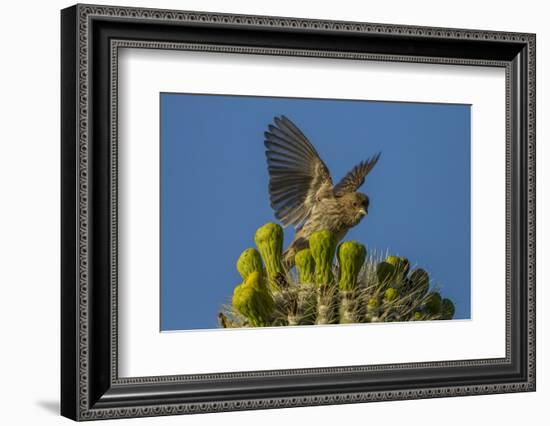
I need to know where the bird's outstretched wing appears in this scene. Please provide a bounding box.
[333,153,381,196]
[264,116,333,228]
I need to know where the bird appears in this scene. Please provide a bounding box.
[263,115,381,268]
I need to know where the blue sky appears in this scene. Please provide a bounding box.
[160,93,471,330]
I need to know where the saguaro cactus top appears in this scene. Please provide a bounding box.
[222,224,457,328]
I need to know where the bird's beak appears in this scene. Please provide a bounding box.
[359,207,367,216]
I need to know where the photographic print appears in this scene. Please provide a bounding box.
[160,93,471,331]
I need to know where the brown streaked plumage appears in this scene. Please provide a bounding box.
[264,115,381,267]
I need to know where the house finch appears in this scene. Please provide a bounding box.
[264,115,381,267]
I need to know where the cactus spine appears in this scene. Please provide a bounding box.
[315,286,338,325]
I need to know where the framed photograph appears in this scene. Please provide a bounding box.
[61,4,536,421]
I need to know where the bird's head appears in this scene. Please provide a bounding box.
[341,192,370,225]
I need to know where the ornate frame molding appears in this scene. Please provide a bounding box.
[61,4,535,421]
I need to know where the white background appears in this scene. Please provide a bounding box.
[119,50,506,376]
[0,0,547,425]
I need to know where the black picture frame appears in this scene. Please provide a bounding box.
[61,3,536,421]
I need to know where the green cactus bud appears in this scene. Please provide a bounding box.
[295,249,315,284]
[384,287,399,303]
[413,311,424,321]
[236,248,263,280]
[309,230,336,286]
[441,298,455,320]
[376,261,396,289]
[386,256,410,277]
[409,268,430,296]
[367,297,380,310]
[337,241,367,291]
[364,296,380,322]
[232,271,274,327]
[424,292,442,315]
[385,255,400,266]
[254,222,285,290]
